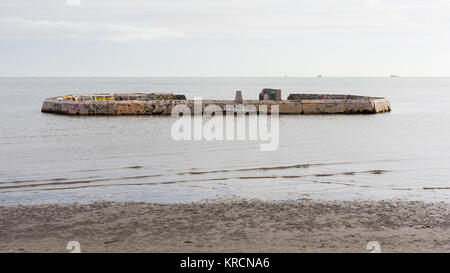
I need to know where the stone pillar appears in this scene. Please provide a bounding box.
[235,91,243,104]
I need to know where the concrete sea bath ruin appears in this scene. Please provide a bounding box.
[41,88,391,115]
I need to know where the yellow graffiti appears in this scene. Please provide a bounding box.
[63,95,77,101]
[61,95,115,101]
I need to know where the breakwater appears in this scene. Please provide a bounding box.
[41,89,391,115]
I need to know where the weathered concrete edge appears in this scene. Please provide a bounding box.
[41,98,391,115]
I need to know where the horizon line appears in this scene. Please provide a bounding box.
[2,76,450,78]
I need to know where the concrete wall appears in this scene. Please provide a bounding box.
[41,94,391,115]
[287,94,369,100]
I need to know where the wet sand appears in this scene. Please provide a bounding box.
[1,199,450,253]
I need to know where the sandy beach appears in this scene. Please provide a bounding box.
[1,199,449,253]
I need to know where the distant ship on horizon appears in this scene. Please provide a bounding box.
[390,74,399,78]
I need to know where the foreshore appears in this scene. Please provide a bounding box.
[1,199,449,253]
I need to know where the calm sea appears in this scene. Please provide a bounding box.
[1,77,450,205]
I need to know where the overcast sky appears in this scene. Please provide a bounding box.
[1,0,450,77]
